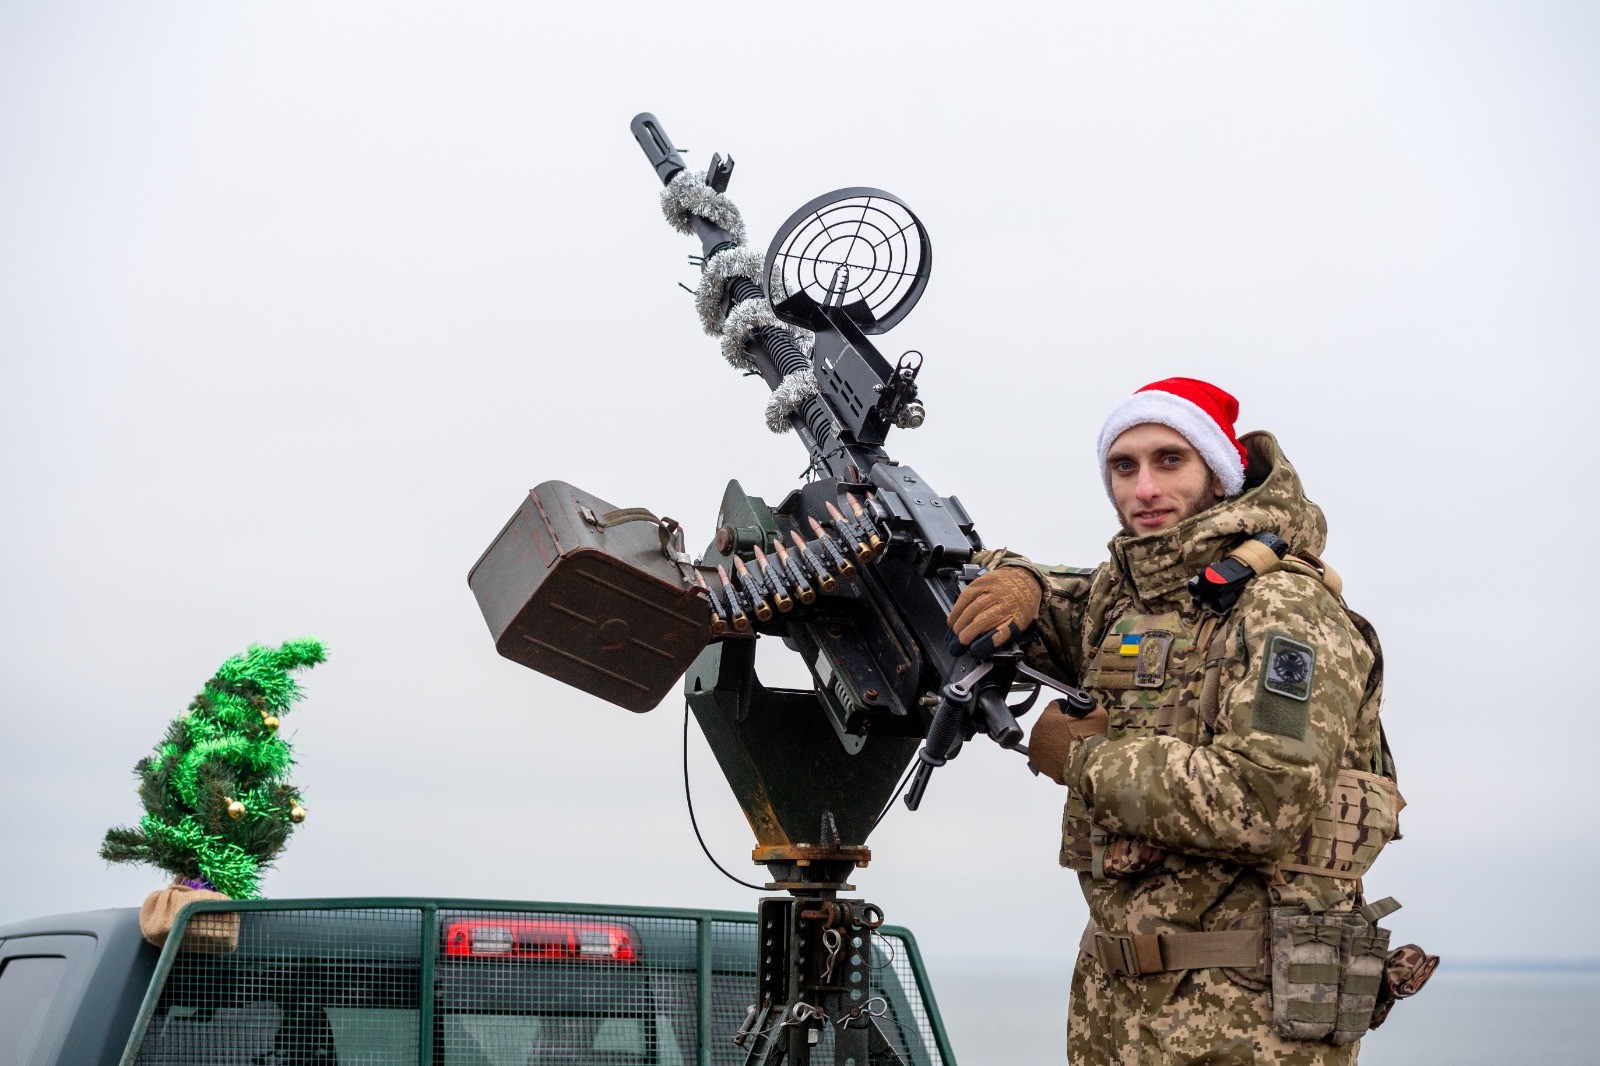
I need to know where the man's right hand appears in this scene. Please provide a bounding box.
[946,567,1045,659]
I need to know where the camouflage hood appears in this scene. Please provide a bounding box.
[1107,431,1327,611]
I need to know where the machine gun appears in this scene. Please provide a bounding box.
[470,114,1093,1064]
[634,113,1094,807]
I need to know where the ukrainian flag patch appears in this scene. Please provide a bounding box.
[1119,634,1145,657]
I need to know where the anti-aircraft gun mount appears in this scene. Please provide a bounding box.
[469,114,1094,1064]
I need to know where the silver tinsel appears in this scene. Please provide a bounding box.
[660,169,747,246]
[767,266,790,304]
[694,246,766,336]
[765,369,819,433]
[720,297,816,365]
[662,169,819,434]
[720,298,783,370]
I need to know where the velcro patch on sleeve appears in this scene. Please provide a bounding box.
[1265,635,1314,700]
[1252,632,1315,739]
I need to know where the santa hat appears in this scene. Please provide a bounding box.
[1097,377,1248,498]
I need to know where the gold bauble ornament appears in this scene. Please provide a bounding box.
[289,803,307,823]
[261,713,280,730]
[226,799,246,819]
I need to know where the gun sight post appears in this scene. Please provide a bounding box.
[707,151,734,193]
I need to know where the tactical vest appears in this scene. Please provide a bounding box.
[1060,548,1403,885]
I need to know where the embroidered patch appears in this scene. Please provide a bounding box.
[1119,634,1144,657]
[1134,632,1173,689]
[1264,635,1315,701]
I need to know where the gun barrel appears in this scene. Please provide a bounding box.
[632,112,740,258]
[631,113,687,185]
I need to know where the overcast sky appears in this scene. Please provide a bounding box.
[3,0,1598,1047]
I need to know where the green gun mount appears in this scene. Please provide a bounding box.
[688,480,924,895]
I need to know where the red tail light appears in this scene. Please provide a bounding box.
[443,919,637,962]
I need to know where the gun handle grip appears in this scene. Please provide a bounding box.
[976,690,1023,748]
[632,113,686,185]
[902,760,934,811]
[903,695,965,811]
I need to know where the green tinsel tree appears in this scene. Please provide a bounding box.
[101,638,326,899]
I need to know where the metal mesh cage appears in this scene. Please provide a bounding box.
[129,901,952,1065]
[865,932,944,1066]
[134,906,422,1064]
[437,907,694,1065]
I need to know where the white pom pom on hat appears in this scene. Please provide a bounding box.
[1097,377,1249,498]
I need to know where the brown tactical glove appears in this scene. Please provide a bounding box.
[1026,699,1108,784]
[946,566,1045,659]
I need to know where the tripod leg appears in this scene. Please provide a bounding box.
[739,1003,788,1066]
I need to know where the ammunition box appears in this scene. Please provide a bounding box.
[469,481,711,712]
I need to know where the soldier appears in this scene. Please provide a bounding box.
[948,378,1404,1063]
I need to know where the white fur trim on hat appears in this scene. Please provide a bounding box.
[1097,391,1246,498]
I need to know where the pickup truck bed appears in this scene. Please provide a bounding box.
[0,897,954,1065]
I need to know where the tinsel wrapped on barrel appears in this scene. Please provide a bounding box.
[101,638,325,946]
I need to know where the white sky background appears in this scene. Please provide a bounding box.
[2,0,1597,1022]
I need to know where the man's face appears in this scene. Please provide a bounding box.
[1105,423,1225,535]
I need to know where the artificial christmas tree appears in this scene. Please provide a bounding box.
[101,638,325,947]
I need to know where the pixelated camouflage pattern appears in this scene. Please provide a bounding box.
[1277,770,1403,879]
[978,432,1392,1062]
[1269,909,1344,1041]
[1092,828,1171,880]
[1332,920,1392,1045]
[1071,947,1358,1064]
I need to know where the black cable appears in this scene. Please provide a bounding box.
[683,698,766,891]
[870,758,920,834]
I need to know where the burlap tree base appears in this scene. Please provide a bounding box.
[139,882,239,952]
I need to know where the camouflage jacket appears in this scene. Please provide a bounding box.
[978,431,1390,956]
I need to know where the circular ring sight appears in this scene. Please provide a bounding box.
[764,188,932,336]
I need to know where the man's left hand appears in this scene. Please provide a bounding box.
[1027,699,1108,784]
